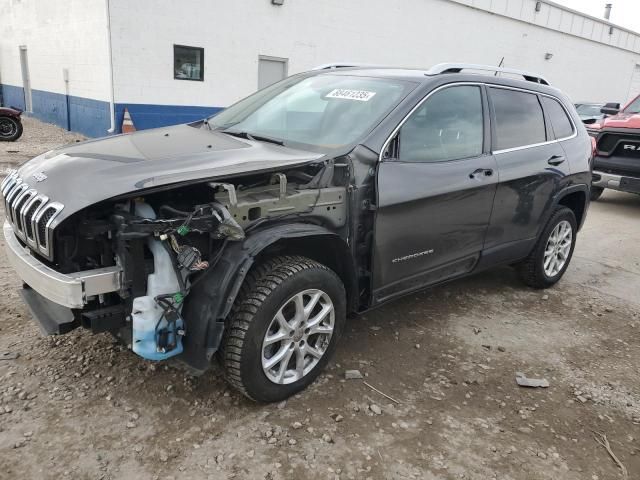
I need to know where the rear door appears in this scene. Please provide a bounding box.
[483,87,571,256]
[372,84,498,303]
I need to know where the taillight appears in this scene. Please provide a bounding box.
[589,137,597,170]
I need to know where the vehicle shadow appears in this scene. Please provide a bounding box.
[596,190,640,208]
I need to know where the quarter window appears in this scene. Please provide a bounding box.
[491,88,546,150]
[174,45,204,81]
[398,86,484,163]
[542,97,574,139]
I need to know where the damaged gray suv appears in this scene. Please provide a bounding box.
[2,64,592,402]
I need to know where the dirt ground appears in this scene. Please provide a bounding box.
[0,118,639,480]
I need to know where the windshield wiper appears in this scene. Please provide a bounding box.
[222,130,285,146]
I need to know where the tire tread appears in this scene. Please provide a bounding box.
[220,256,334,400]
[517,206,576,289]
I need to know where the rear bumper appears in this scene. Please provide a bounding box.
[592,170,640,193]
[3,221,122,309]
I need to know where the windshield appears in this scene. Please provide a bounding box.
[207,74,415,151]
[576,104,603,116]
[625,97,640,113]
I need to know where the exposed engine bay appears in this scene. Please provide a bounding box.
[50,161,350,361]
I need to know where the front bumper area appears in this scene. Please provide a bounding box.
[3,221,122,309]
[19,286,77,335]
[592,171,640,194]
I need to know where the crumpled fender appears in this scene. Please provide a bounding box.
[179,222,346,372]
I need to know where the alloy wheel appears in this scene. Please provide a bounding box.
[543,220,573,277]
[261,289,335,385]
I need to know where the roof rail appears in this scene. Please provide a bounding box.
[425,63,550,86]
[312,62,390,70]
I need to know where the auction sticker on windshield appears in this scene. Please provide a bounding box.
[326,89,377,102]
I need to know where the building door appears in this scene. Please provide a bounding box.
[258,56,288,90]
[627,64,640,102]
[19,45,32,112]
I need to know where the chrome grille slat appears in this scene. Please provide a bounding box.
[14,189,37,238]
[1,174,64,260]
[34,202,64,257]
[23,195,45,243]
[1,170,18,193]
[7,182,27,224]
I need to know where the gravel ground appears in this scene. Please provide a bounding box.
[0,116,85,174]
[0,118,639,480]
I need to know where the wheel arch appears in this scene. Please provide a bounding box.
[555,186,588,230]
[535,184,588,241]
[180,222,356,372]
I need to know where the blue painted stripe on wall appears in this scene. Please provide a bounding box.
[114,103,223,133]
[1,83,110,138]
[1,84,26,111]
[1,83,223,137]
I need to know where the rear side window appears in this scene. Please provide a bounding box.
[399,85,484,163]
[542,97,574,139]
[490,88,546,150]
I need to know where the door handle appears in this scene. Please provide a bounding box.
[469,168,494,179]
[547,155,565,166]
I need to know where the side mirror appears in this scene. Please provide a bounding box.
[600,103,621,115]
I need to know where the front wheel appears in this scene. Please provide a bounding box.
[0,116,23,142]
[590,186,604,201]
[220,256,346,402]
[516,207,577,289]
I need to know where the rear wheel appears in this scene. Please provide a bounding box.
[590,186,604,201]
[0,116,23,141]
[516,207,577,289]
[220,256,346,402]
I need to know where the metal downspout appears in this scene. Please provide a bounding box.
[106,0,116,134]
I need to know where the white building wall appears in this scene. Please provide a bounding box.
[0,0,112,136]
[110,0,640,112]
[0,0,110,100]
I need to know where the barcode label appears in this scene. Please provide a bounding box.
[326,89,377,102]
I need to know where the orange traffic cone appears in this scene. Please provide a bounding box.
[121,108,136,133]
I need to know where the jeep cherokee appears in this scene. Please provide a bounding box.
[2,63,592,402]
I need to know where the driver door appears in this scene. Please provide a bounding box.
[372,84,498,304]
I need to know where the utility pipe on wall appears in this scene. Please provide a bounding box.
[63,68,70,131]
[105,0,116,134]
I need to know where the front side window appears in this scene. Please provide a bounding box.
[625,96,640,113]
[174,45,204,81]
[491,88,546,150]
[398,86,484,163]
[542,97,574,140]
[207,74,415,152]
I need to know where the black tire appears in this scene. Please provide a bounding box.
[220,256,346,402]
[0,116,23,142]
[516,207,577,289]
[590,186,604,201]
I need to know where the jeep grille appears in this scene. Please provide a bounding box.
[1,170,63,260]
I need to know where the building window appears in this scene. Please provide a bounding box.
[174,45,204,81]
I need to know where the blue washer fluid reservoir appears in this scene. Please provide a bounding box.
[131,203,184,361]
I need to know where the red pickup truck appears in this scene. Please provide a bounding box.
[587,97,640,200]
